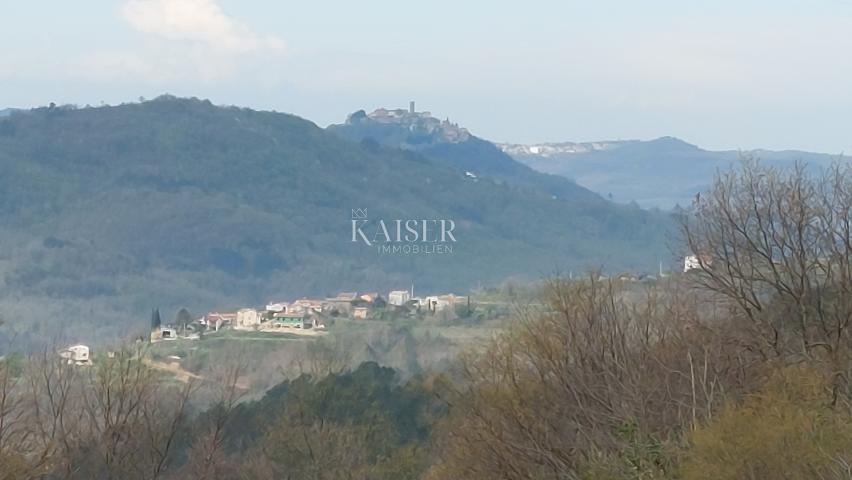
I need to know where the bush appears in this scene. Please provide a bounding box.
[682,366,852,480]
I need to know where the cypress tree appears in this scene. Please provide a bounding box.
[151,308,161,330]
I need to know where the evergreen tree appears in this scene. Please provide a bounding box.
[175,307,192,333]
[150,308,161,330]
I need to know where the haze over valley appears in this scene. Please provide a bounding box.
[500,137,842,209]
[2,2,851,478]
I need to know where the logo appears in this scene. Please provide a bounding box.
[350,208,456,255]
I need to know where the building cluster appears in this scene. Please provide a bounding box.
[369,107,471,143]
[348,101,472,144]
[148,289,467,343]
[385,290,466,312]
[57,288,469,364]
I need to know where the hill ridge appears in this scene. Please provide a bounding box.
[0,96,672,347]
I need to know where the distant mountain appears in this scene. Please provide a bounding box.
[0,97,673,348]
[498,137,842,209]
[0,108,16,117]
[328,107,602,203]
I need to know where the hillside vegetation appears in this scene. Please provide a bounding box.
[329,108,604,203]
[0,96,671,348]
[4,162,852,478]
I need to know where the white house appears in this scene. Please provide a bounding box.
[684,255,704,272]
[388,290,411,306]
[424,295,452,312]
[265,302,287,313]
[151,326,178,342]
[59,344,91,365]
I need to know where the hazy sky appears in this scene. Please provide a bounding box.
[1,0,851,152]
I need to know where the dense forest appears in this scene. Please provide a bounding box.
[3,161,852,478]
[0,96,671,348]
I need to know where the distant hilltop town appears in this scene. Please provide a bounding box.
[344,101,472,145]
[149,288,469,343]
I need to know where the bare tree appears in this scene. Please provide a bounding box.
[0,343,197,480]
[0,352,40,480]
[681,160,852,401]
[184,359,246,480]
[429,273,729,479]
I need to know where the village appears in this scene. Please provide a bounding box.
[54,288,470,367]
[56,255,704,366]
[150,287,470,342]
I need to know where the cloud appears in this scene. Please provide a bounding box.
[122,0,285,53]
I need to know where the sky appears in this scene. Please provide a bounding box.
[1,0,851,153]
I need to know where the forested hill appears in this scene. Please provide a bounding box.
[328,108,602,203]
[500,136,842,208]
[0,96,672,346]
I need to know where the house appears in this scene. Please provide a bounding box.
[388,290,411,306]
[303,316,324,329]
[353,307,369,319]
[204,312,237,331]
[424,295,451,312]
[235,308,261,328]
[265,302,288,313]
[59,344,91,365]
[265,310,326,330]
[324,292,358,314]
[684,254,711,273]
[420,294,465,312]
[271,311,306,328]
[684,255,699,272]
[359,292,380,303]
[150,326,178,342]
[291,299,323,314]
